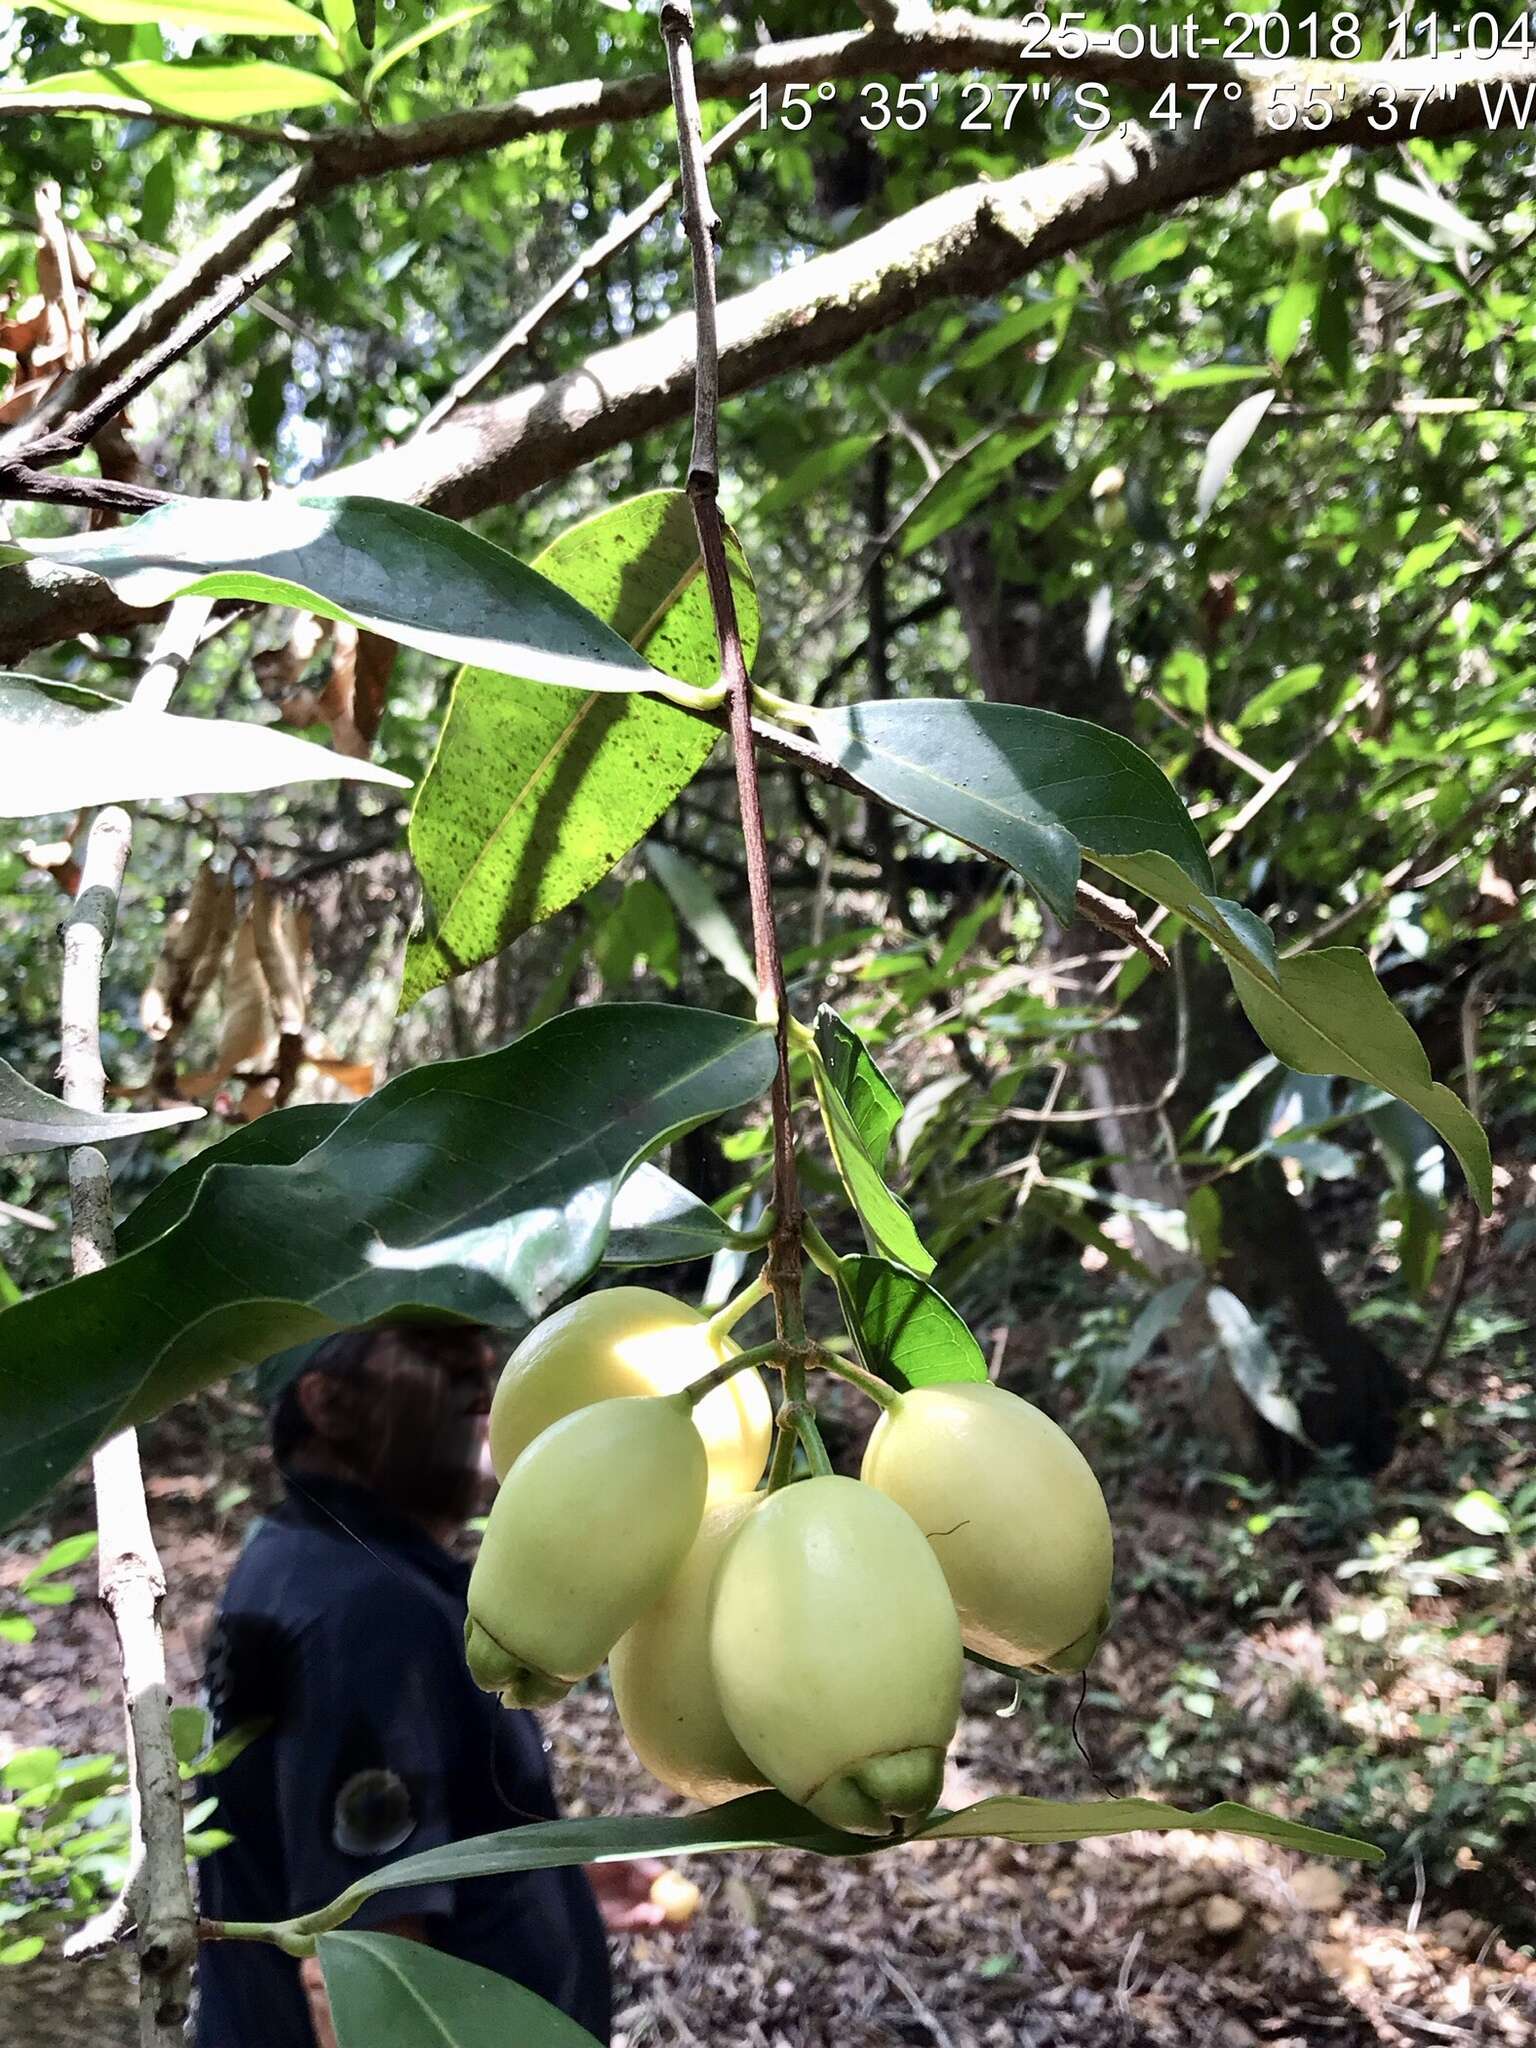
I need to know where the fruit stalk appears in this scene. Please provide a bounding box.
[661,0,808,1404]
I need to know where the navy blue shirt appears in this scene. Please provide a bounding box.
[195,1473,611,2047]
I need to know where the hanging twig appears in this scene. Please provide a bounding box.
[55,606,205,2042]
[661,0,806,1370]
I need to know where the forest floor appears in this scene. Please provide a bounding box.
[3,1228,1535,2047]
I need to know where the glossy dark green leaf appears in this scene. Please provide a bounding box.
[0,673,409,818]
[115,1104,347,1256]
[0,1056,202,1157]
[1228,950,1491,1213]
[808,1038,933,1278]
[813,1008,902,1173]
[807,699,1211,925]
[834,1254,987,1389]
[13,496,679,702]
[285,1789,1378,1938]
[320,1932,601,2048]
[401,492,748,1008]
[0,1006,774,1524]
[602,1164,736,1266]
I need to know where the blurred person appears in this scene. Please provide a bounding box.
[195,1322,665,2048]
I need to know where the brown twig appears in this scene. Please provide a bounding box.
[54,607,206,2036]
[662,0,806,1370]
[22,245,291,472]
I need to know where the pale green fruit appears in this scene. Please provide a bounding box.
[1267,185,1315,247]
[466,1395,707,1708]
[490,1286,772,1502]
[708,1476,962,1837]
[610,1495,769,1806]
[861,1381,1112,1670]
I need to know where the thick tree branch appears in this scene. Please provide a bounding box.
[55,610,206,2040]
[415,98,759,436]
[4,55,1532,657]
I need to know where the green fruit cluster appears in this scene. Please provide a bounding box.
[467,1289,1113,1838]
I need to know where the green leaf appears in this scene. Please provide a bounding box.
[754,434,878,519]
[1235,663,1325,732]
[16,59,354,116]
[116,1104,346,1257]
[834,1254,987,1389]
[1450,1490,1510,1538]
[1093,850,1278,986]
[1267,273,1318,368]
[0,674,409,819]
[0,1938,44,1967]
[22,0,330,32]
[602,1164,735,1266]
[1374,170,1494,253]
[0,1006,774,1525]
[1108,221,1190,282]
[1195,388,1276,525]
[1229,950,1491,1212]
[591,878,678,990]
[169,1705,212,1767]
[953,297,1070,371]
[1367,1100,1446,1301]
[320,1932,601,2048]
[808,1039,933,1278]
[21,1532,98,1585]
[363,0,490,93]
[646,842,756,994]
[813,1008,902,1173]
[286,1786,1378,1937]
[400,491,745,1008]
[1204,1286,1309,1443]
[1,1055,203,1157]
[12,495,685,705]
[917,1794,1381,1862]
[806,699,1212,926]
[2,1748,61,1792]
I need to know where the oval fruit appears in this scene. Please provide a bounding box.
[490,1286,772,1501]
[611,1495,768,1806]
[466,1395,706,1707]
[708,1476,962,1837]
[861,1380,1112,1670]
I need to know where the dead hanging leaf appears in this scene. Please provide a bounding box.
[306,1055,374,1097]
[212,910,280,1083]
[17,825,82,897]
[253,616,396,758]
[0,182,140,519]
[1476,858,1520,921]
[141,861,238,1047]
[251,880,309,1037]
[179,883,315,1115]
[320,622,397,758]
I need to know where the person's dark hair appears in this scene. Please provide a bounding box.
[269,1328,381,1466]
